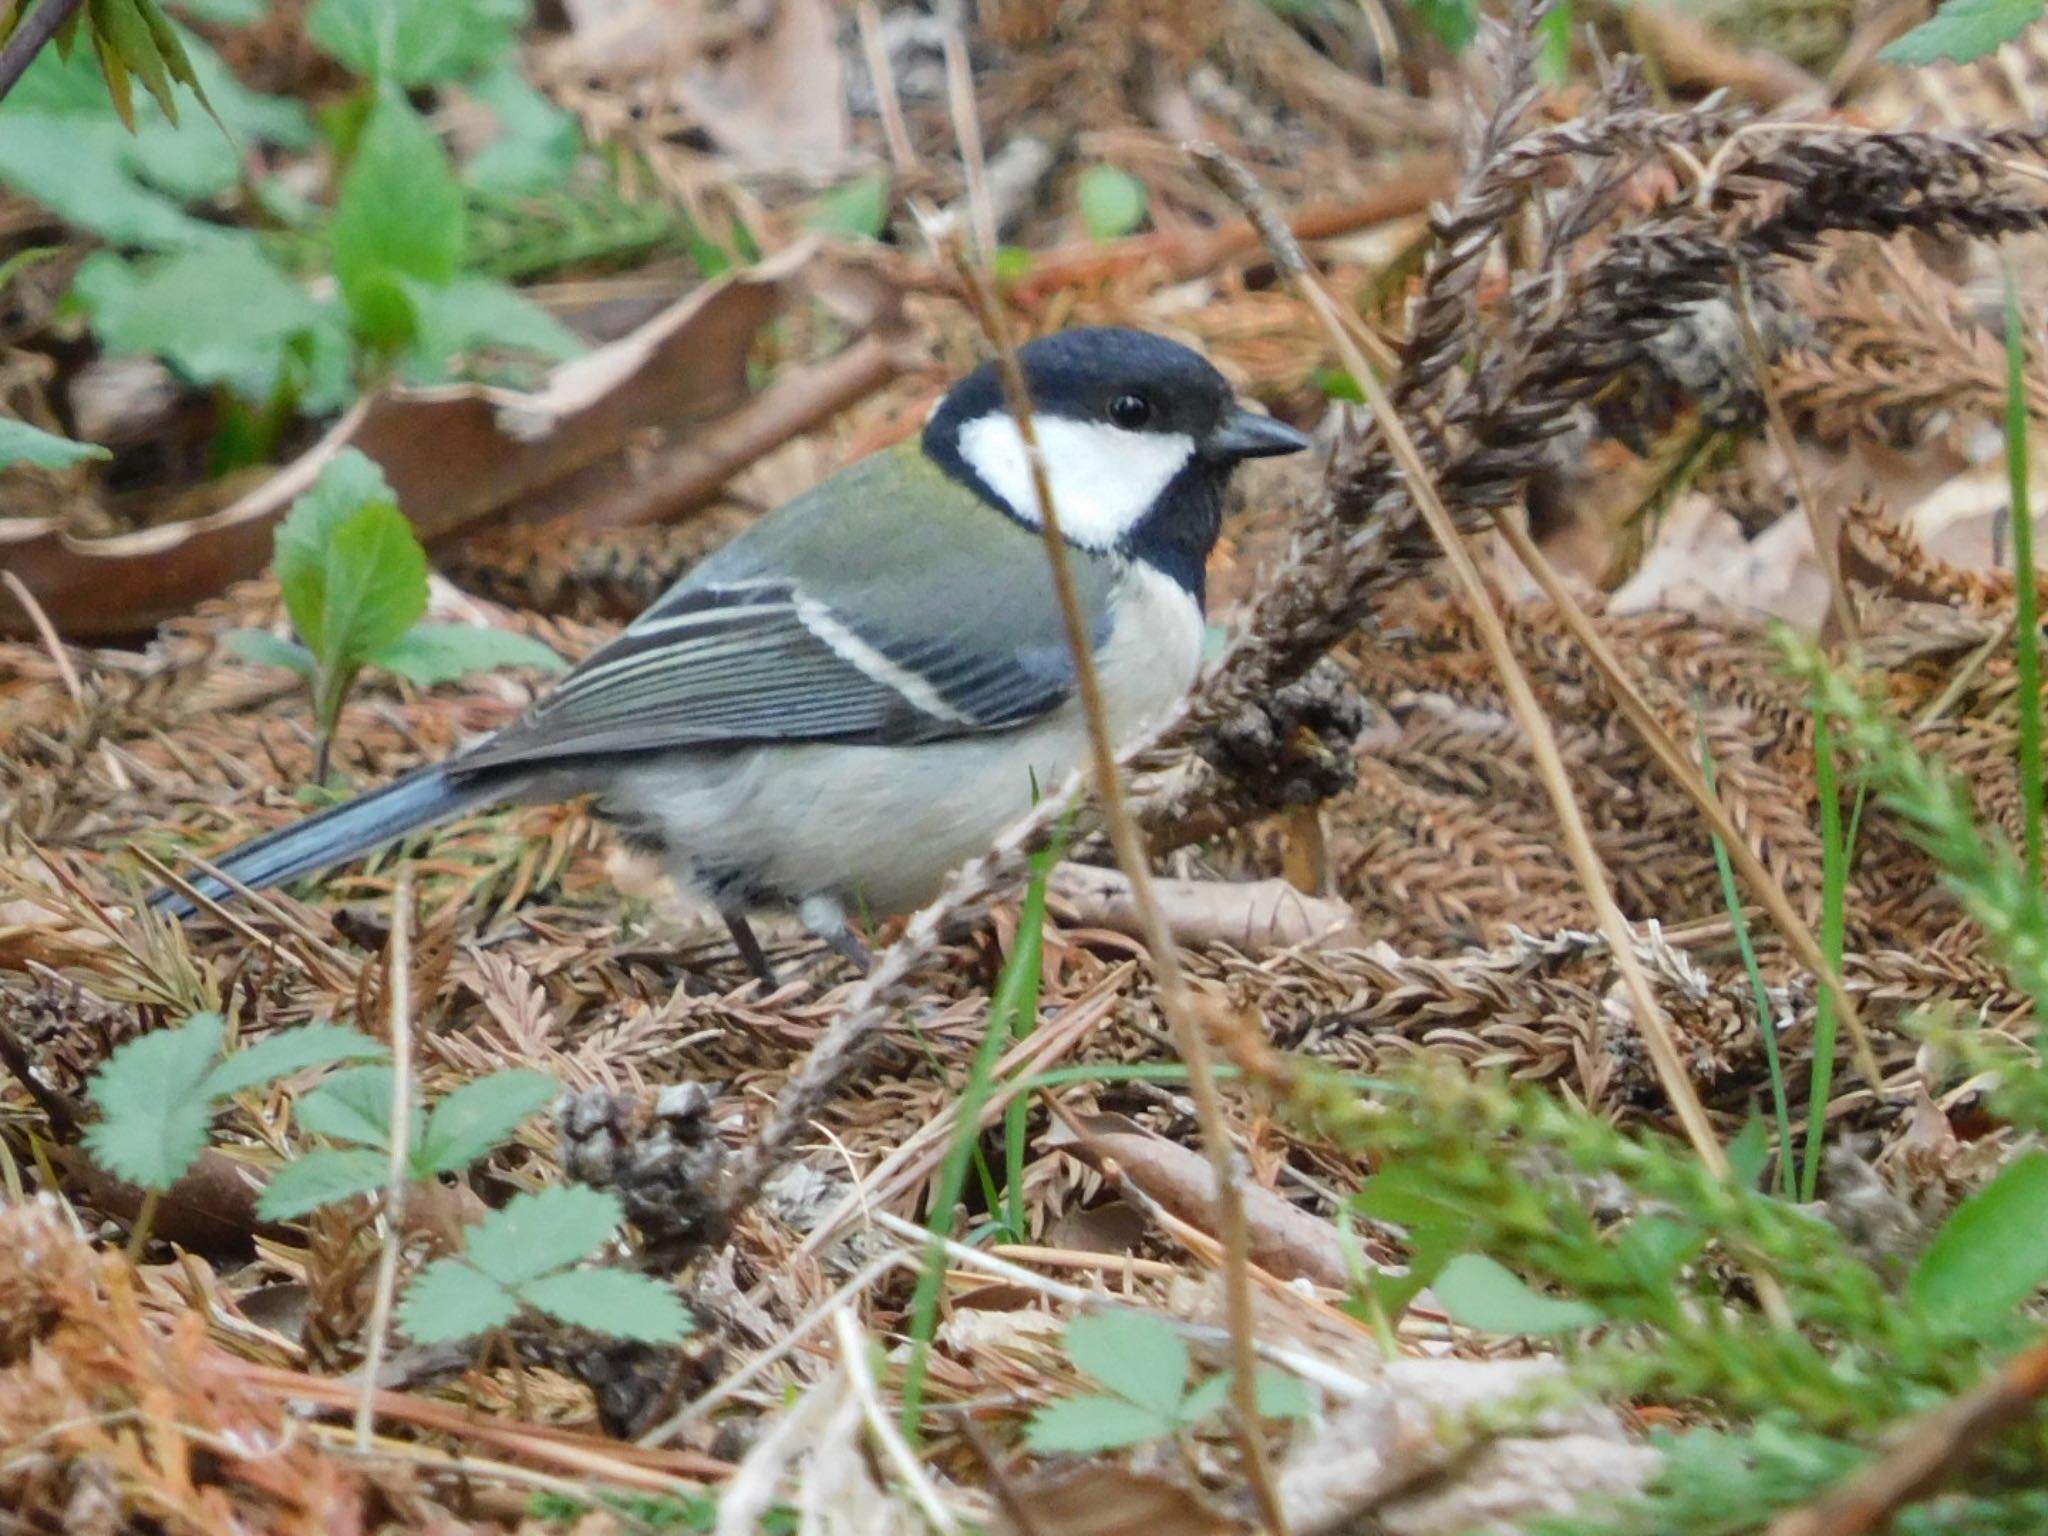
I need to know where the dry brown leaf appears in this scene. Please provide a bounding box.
[1051,1112,1349,1287]
[1050,867,1363,954]
[0,250,807,639]
[997,1464,1241,1536]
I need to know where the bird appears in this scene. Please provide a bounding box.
[149,326,1312,981]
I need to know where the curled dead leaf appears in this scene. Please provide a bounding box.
[1050,866,1363,954]
[1,248,810,640]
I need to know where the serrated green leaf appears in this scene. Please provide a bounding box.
[1075,163,1147,241]
[516,1268,693,1343]
[91,0,181,125]
[315,502,429,676]
[0,417,111,470]
[295,1063,397,1148]
[89,19,137,130]
[81,239,331,405]
[463,1184,623,1287]
[1065,1311,1187,1415]
[1911,1149,2048,1330]
[400,1257,519,1342]
[222,629,316,677]
[1253,1367,1314,1419]
[1880,0,2043,64]
[200,1022,386,1100]
[274,448,398,652]
[83,1011,225,1190]
[805,174,890,240]
[369,624,563,688]
[1176,1371,1230,1425]
[413,1068,556,1176]
[1353,1164,1476,1235]
[310,0,527,86]
[1431,1253,1602,1336]
[400,275,582,383]
[257,1145,391,1219]
[332,86,464,349]
[463,61,578,194]
[1023,1394,1175,1454]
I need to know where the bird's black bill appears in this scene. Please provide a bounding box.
[1205,407,1313,461]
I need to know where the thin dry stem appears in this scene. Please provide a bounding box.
[1191,144,1735,1183]
[1,570,81,713]
[357,866,414,1448]
[831,1306,959,1533]
[948,249,1292,1536]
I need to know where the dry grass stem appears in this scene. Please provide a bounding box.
[357,866,414,1449]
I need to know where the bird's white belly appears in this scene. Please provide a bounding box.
[603,566,1204,915]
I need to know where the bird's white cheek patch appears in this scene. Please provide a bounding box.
[955,413,1196,548]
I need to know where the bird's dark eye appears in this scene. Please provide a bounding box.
[1108,392,1153,429]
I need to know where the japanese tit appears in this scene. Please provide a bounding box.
[150,327,1311,978]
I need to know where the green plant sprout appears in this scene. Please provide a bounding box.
[84,1011,386,1198]
[399,1183,692,1345]
[1024,1311,1312,1454]
[255,1061,557,1219]
[223,448,563,781]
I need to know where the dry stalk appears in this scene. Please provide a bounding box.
[1,570,82,713]
[946,239,1292,1536]
[357,865,415,1448]
[1191,145,1736,1187]
[831,1306,959,1533]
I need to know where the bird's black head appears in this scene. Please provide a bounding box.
[924,327,1311,603]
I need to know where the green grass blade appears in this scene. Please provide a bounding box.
[1700,719,1795,1196]
[1802,709,1848,1202]
[2004,263,2045,887]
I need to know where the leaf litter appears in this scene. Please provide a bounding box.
[7,0,2048,1532]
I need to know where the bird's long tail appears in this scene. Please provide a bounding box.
[149,765,501,918]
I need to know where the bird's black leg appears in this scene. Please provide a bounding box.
[723,912,779,987]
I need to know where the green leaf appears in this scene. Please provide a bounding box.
[81,240,330,404]
[256,1145,391,1219]
[91,0,183,126]
[805,174,891,240]
[463,61,578,193]
[83,1011,225,1190]
[1409,0,1482,51]
[400,1257,519,1342]
[222,629,316,677]
[413,1068,557,1176]
[1254,1367,1314,1420]
[295,1063,397,1148]
[1023,1394,1176,1454]
[0,417,111,470]
[1911,1150,2048,1330]
[1065,1311,1187,1416]
[1353,1164,1476,1234]
[200,1022,386,1100]
[1075,164,1147,241]
[1176,1371,1231,1426]
[1431,1253,1602,1336]
[369,624,564,688]
[1880,0,2043,63]
[516,1268,693,1343]
[310,0,527,85]
[400,276,583,382]
[273,449,400,652]
[1728,1112,1771,1191]
[332,86,464,349]
[463,1184,624,1287]
[316,502,430,676]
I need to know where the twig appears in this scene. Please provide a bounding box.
[0,0,85,107]
[944,246,1292,1536]
[1765,1336,2048,1536]
[942,30,995,264]
[1191,143,1733,1182]
[1,569,82,713]
[357,865,415,1449]
[856,1,919,173]
[831,1306,960,1533]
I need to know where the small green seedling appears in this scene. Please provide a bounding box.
[224,448,562,779]
[84,1012,386,1193]
[399,1183,692,1345]
[256,1061,557,1219]
[1023,1312,1312,1454]
[1075,163,1148,241]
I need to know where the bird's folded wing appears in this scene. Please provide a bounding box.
[452,578,1074,772]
